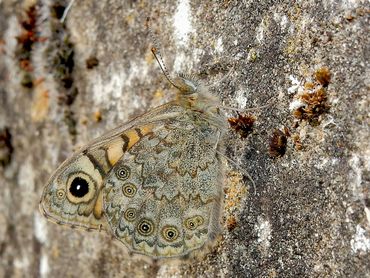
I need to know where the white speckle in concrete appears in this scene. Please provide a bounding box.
[287,75,302,94]
[92,70,125,105]
[321,115,337,128]
[340,0,365,9]
[273,12,289,30]
[18,158,35,191]
[47,140,60,167]
[14,256,30,270]
[40,254,49,278]
[173,51,188,73]
[299,126,307,140]
[348,153,370,227]
[365,207,370,226]
[256,19,266,43]
[288,75,307,110]
[256,216,272,252]
[289,99,305,111]
[173,0,193,47]
[92,60,149,107]
[280,15,289,29]
[234,89,249,109]
[349,154,363,196]
[331,158,339,166]
[3,16,22,101]
[157,264,181,277]
[215,37,224,53]
[34,213,48,244]
[18,157,37,212]
[314,157,329,170]
[126,60,149,89]
[351,225,370,253]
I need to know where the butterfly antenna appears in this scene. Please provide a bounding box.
[218,96,277,113]
[151,47,182,91]
[146,17,181,91]
[219,101,274,113]
[60,0,76,23]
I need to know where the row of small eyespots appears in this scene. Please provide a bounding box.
[136,219,179,242]
[116,164,204,241]
[115,165,139,198]
[115,164,176,241]
[123,210,204,242]
[116,164,130,180]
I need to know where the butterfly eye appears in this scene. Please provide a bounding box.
[162,226,179,242]
[124,208,137,222]
[56,189,65,199]
[137,219,155,236]
[122,183,137,197]
[116,165,130,180]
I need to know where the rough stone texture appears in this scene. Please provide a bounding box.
[0,0,369,277]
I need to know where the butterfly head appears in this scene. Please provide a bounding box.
[173,74,221,115]
[173,74,200,94]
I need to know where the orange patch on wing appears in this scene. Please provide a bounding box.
[138,124,154,136]
[106,139,125,166]
[93,190,103,219]
[126,129,141,149]
[106,125,153,166]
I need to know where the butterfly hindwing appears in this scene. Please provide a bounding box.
[103,107,224,258]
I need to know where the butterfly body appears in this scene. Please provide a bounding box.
[40,77,227,258]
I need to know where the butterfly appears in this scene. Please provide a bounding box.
[39,47,229,259]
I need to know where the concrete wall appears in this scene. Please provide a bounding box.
[0,0,369,277]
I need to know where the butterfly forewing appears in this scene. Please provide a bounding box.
[39,103,182,231]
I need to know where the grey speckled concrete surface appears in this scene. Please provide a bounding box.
[0,0,369,277]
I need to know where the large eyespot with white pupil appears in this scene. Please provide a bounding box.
[137,219,155,236]
[66,172,96,204]
[123,208,137,222]
[70,177,89,197]
[116,165,130,180]
[162,226,179,242]
[122,183,137,198]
